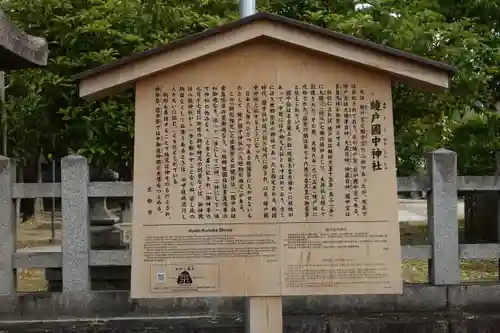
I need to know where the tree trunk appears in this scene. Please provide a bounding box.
[464,191,499,243]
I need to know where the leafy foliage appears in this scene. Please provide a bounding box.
[1,0,499,176]
[447,113,500,175]
[1,0,238,175]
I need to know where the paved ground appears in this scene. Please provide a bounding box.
[398,199,465,223]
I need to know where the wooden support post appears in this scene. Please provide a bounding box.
[246,296,283,333]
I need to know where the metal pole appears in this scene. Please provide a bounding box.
[239,0,256,18]
[1,71,6,156]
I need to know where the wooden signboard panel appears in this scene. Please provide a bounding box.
[131,39,403,298]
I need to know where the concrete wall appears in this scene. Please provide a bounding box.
[0,285,499,332]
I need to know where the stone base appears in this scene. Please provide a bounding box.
[1,286,500,332]
[2,313,500,333]
[45,267,130,291]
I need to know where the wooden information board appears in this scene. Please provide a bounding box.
[130,40,403,298]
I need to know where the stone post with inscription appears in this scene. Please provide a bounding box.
[46,167,130,291]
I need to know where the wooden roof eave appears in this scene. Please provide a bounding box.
[75,12,456,101]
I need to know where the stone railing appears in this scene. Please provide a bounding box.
[2,149,500,332]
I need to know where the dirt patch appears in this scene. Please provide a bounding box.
[17,220,61,292]
[17,220,61,249]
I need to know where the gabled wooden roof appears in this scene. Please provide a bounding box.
[75,12,456,100]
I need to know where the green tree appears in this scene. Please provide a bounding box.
[1,0,238,177]
[2,0,500,179]
[267,0,500,174]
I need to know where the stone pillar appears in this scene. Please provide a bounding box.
[0,156,15,294]
[61,155,90,293]
[46,162,130,291]
[427,149,460,285]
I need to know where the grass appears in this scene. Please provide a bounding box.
[15,218,500,292]
[400,220,499,283]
